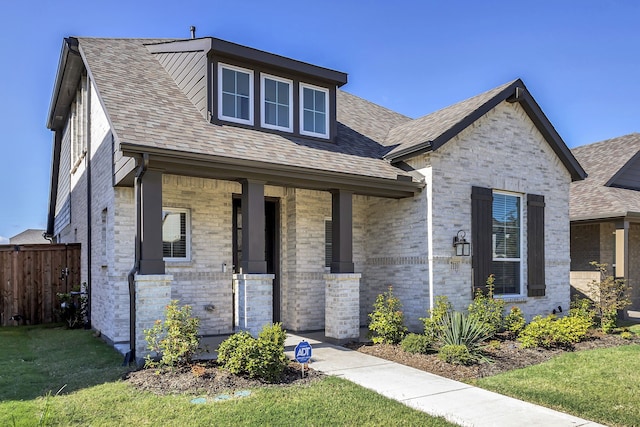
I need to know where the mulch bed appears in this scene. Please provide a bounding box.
[124,361,324,396]
[124,331,638,395]
[347,331,639,382]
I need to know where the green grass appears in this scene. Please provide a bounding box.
[474,344,640,427]
[0,326,453,426]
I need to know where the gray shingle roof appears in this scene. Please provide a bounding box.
[77,37,414,182]
[570,133,640,221]
[384,80,518,158]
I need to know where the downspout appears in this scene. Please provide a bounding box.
[125,153,149,365]
[85,75,92,328]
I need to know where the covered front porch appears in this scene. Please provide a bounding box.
[120,148,422,359]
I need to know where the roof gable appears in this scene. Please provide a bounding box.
[570,133,640,221]
[384,79,586,181]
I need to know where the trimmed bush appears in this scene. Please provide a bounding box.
[438,344,473,365]
[420,295,452,342]
[144,300,200,368]
[217,323,288,383]
[518,314,591,349]
[401,333,434,354]
[468,275,505,337]
[503,306,526,337]
[368,287,407,344]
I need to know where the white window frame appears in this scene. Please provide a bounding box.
[491,190,524,296]
[162,207,191,262]
[218,63,254,125]
[260,73,293,132]
[299,83,330,139]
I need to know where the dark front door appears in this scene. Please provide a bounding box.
[232,197,280,324]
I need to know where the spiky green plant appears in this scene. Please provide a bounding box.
[438,311,491,363]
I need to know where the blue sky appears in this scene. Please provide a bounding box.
[0,0,638,243]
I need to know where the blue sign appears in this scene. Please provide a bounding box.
[294,341,312,363]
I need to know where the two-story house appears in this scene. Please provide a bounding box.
[46,35,585,359]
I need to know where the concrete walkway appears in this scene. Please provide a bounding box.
[283,332,604,427]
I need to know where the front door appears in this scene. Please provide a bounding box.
[232,198,280,325]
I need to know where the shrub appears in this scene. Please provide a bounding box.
[420,295,452,341]
[401,333,434,354]
[56,285,88,329]
[518,314,590,349]
[216,323,288,383]
[468,275,505,337]
[144,300,200,368]
[569,297,596,325]
[368,287,407,344]
[620,331,633,340]
[503,306,526,337]
[438,344,474,365]
[438,311,491,363]
[588,262,631,334]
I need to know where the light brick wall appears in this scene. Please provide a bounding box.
[361,195,430,331]
[233,273,274,336]
[325,273,361,339]
[408,100,573,321]
[134,274,172,358]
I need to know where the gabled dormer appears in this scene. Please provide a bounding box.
[147,37,347,141]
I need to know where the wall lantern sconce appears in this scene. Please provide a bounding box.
[453,230,471,256]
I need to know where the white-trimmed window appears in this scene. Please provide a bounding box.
[162,208,191,261]
[491,191,522,295]
[261,73,293,132]
[300,83,329,138]
[218,63,253,125]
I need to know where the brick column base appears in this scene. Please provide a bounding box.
[233,273,275,336]
[325,273,361,340]
[135,274,172,361]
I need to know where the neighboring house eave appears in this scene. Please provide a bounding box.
[145,37,348,87]
[119,143,423,198]
[570,211,640,224]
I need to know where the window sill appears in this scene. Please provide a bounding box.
[499,296,527,303]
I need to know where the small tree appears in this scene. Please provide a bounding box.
[468,275,505,337]
[588,262,631,333]
[368,286,407,344]
[144,300,200,368]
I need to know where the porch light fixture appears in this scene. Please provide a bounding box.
[453,230,470,256]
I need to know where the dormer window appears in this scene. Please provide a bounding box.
[300,83,329,139]
[261,74,293,132]
[218,63,253,125]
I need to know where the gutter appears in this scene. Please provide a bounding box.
[124,153,149,365]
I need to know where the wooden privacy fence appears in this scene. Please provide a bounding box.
[0,243,81,326]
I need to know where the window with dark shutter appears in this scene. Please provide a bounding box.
[471,186,493,294]
[527,194,546,296]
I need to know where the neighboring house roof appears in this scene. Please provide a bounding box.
[10,229,48,245]
[383,79,586,182]
[571,133,640,221]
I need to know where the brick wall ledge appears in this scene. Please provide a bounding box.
[134,274,173,282]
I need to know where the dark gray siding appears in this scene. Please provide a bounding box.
[609,154,640,191]
[155,51,207,118]
[55,121,72,234]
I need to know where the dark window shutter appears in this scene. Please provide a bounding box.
[472,186,493,294]
[527,194,546,296]
[325,220,332,268]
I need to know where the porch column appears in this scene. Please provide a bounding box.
[325,273,361,341]
[615,221,630,280]
[139,169,165,274]
[234,179,272,335]
[331,190,354,273]
[241,179,267,273]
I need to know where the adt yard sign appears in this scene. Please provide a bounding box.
[294,341,312,363]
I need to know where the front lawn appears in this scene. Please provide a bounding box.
[0,326,453,426]
[474,344,640,427]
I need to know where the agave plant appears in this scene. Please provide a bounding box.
[438,311,492,363]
